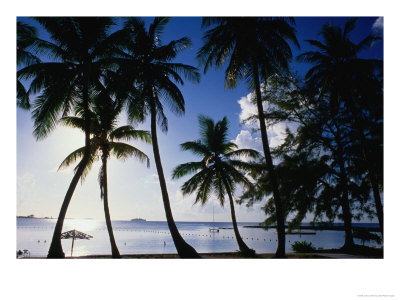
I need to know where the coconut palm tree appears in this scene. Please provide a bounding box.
[198,17,299,257]
[297,18,383,237]
[17,17,126,258]
[115,17,201,258]
[172,116,259,257]
[59,91,151,258]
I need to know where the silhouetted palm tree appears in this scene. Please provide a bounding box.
[17,17,124,258]
[172,116,259,257]
[59,91,151,258]
[116,17,201,258]
[298,18,383,237]
[198,17,299,257]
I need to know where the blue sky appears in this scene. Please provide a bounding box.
[17,16,383,222]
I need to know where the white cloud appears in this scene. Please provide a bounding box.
[372,17,383,34]
[238,91,268,129]
[233,130,263,153]
[235,90,291,151]
[268,122,288,148]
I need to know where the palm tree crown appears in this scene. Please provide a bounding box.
[18,17,121,139]
[297,18,382,102]
[172,115,259,205]
[198,17,299,89]
[59,94,151,179]
[116,17,200,130]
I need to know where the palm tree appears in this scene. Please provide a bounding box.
[59,91,151,258]
[297,18,383,237]
[172,116,259,257]
[198,17,299,257]
[115,17,201,258]
[17,17,124,258]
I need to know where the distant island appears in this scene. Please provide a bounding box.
[17,214,55,219]
[17,215,89,220]
[17,214,38,219]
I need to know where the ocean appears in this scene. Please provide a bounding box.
[16,218,381,257]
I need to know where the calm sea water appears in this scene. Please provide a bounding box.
[16,218,381,257]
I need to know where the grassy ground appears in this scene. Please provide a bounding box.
[315,245,383,258]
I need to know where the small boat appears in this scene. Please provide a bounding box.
[131,218,146,222]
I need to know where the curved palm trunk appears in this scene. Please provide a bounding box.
[101,156,121,258]
[47,71,91,258]
[47,156,89,258]
[149,98,200,258]
[252,65,286,258]
[223,180,255,257]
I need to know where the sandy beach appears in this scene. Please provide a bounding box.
[19,247,383,259]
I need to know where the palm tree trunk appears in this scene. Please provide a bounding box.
[334,127,355,249]
[369,172,383,235]
[252,65,286,258]
[149,97,200,258]
[346,99,383,235]
[47,70,91,258]
[338,161,355,249]
[223,179,255,257]
[101,155,121,258]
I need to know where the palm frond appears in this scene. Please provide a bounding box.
[181,168,210,197]
[17,80,30,109]
[172,161,205,179]
[110,142,150,167]
[226,148,260,159]
[194,169,214,205]
[58,144,99,179]
[109,126,151,144]
[180,141,212,157]
[59,116,86,132]
[149,17,171,41]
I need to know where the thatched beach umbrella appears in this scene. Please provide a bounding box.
[61,229,93,257]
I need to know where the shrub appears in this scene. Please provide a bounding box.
[291,241,316,253]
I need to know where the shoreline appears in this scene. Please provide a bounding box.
[18,248,383,259]
[18,252,322,259]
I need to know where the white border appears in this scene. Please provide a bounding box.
[3,1,399,299]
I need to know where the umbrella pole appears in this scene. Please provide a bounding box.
[71,237,75,257]
[71,230,76,257]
